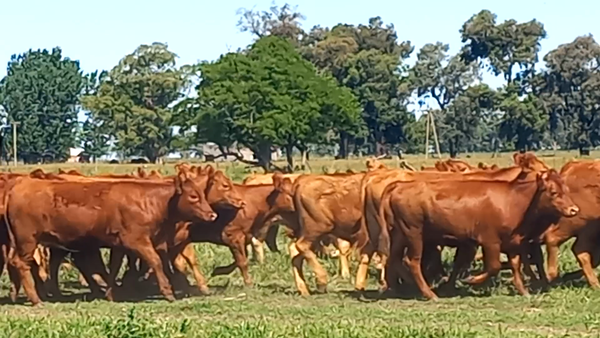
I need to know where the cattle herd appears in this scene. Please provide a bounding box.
[0,152,598,306]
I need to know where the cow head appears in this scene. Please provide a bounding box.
[203,165,246,210]
[175,165,218,222]
[268,172,295,213]
[366,158,386,171]
[536,169,579,218]
[514,152,549,173]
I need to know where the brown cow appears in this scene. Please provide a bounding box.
[358,164,534,291]
[243,172,354,279]
[162,172,294,293]
[532,160,600,288]
[287,171,370,296]
[380,168,578,300]
[5,165,221,305]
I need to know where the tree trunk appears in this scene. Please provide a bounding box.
[285,144,294,172]
[255,142,273,172]
[375,135,386,156]
[338,131,349,159]
[449,139,458,158]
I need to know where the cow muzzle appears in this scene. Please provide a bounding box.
[207,212,218,221]
[566,205,579,217]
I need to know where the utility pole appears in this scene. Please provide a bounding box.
[11,121,19,166]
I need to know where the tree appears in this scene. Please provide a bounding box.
[190,36,361,171]
[304,18,414,156]
[236,3,306,44]
[0,47,84,163]
[460,10,546,84]
[410,42,479,157]
[497,83,547,151]
[81,43,191,163]
[539,35,600,154]
[460,10,547,152]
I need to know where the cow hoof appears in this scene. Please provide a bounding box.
[165,294,176,302]
[198,286,211,296]
[316,284,328,294]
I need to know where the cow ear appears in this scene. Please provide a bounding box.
[272,171,283,189]
[175,170,189,194]
[205,165,215,176]
[29,169,45,179]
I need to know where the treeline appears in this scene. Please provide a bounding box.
[0,4,599,170]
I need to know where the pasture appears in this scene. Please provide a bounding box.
[1,151,599,337]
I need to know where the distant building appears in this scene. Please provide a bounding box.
[201,142,281,162]
[67,147,84,163]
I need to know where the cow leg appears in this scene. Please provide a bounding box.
[228,234,252,286]
[47,248,68,298]
[336,238,351,280]
[288,241,309,296]
[10,244,43,306]
[211,262,237,276]
[507,250,529,296]
[250,237,265,264]
[442,244,477,290]
[354,251,371,291]
[520,245,538,282]
[127,239,175,301]
[7,262,21,303]
[264,223,280,253]
[403,232,437,300]
[545,240,561,283]
[72,251,108,299]
[465,242,501,286]
[572,237,600,289]
[178,245,209,295]
[105,248,126,301]
[530,242,548,286]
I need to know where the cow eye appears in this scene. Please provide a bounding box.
[222,184,230,190]
[189,194,199,201]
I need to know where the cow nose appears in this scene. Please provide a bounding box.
[568,205,579,216]
[208,212,218,221]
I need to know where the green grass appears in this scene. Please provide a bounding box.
[1,151,600,337]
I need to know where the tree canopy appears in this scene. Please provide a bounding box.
[0,47,84,163]
[1,4,599,164]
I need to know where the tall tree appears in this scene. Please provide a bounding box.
[540,35,600,154]
[410,42,479,157]
[460,10,546,84]
[237,3,306,44]
[79,71,110,162]
[304,18,414,156]
[188,36,361,171]
[460,10,547,151]
[0,47,84,163]
[81,43,191,163]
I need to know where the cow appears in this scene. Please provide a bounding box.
[287,171,370,296]
[421,159,475,173]
[357,162,540,291]
[531,159,600,288]
[4,165,223,306]
[242,172,354,279]
[159,171,295,293]
[25,167,170,299]
[379,168,578,300]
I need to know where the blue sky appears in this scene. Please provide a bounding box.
[1,0,598,115]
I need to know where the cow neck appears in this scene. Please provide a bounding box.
[509,178,550,239]
[240,184,277,223]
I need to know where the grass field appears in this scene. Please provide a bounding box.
[1,150,600,337]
